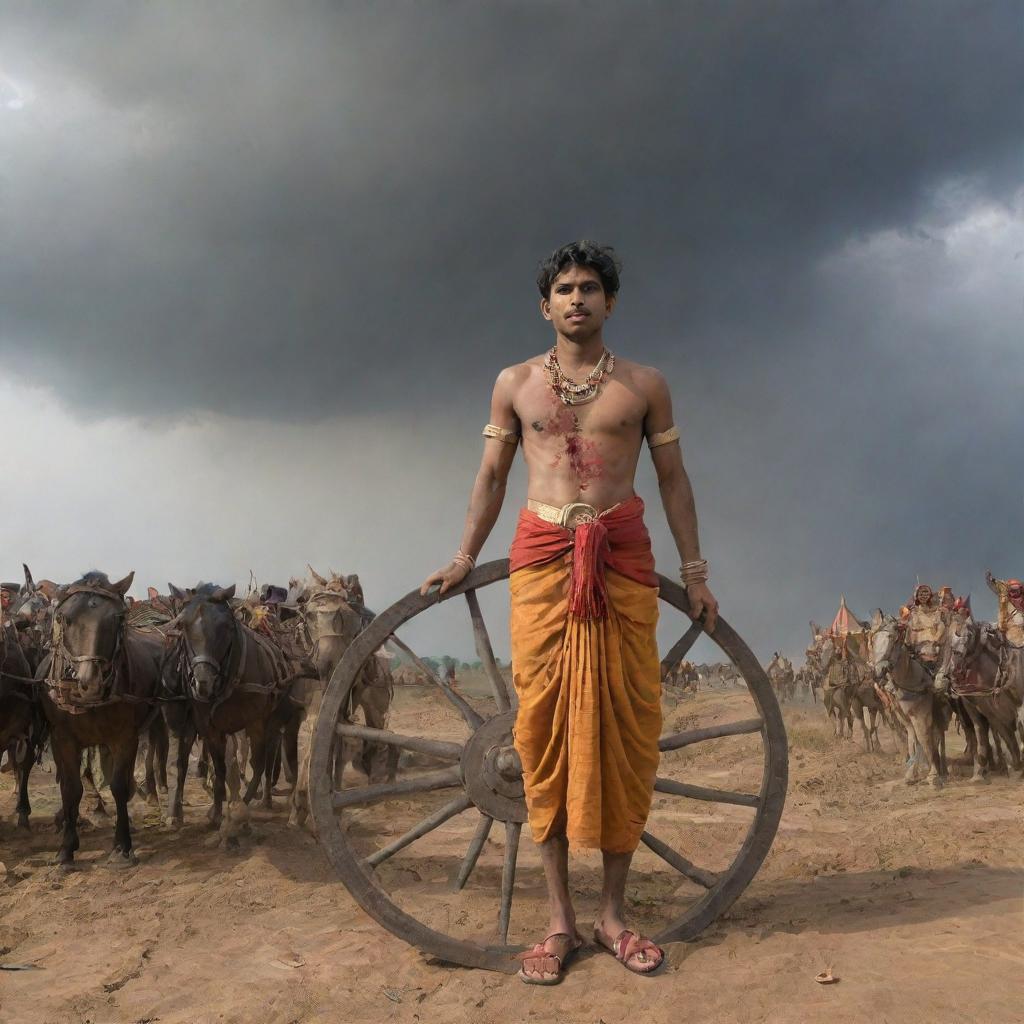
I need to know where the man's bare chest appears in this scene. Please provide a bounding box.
[515,378,648,446]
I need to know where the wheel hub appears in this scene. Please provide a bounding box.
[461,710,528,823]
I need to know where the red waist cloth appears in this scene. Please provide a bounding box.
[509,495,658,619]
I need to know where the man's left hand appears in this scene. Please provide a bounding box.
[687,582,719,633]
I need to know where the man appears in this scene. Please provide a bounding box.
[901,584,949,670]
[985,571,1024,648]
[420,241,718,983]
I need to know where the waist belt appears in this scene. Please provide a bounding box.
[527,498,622,530]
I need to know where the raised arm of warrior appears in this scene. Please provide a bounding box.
[420,366,522,596]
[642,367,719,631]
[985,570,1004,597]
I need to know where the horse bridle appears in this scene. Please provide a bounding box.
[303,591,358,660]
[178,613,244,704]
[946,622,1002,690]
[47,584,127,709]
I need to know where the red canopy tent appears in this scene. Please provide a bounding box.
[830,595,869,658]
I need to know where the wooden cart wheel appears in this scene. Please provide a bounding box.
[309,560,787,973]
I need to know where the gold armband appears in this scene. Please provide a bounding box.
[482,423,520,446]
[648,425,680,449]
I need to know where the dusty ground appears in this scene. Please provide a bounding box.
[1,681,1021,1024]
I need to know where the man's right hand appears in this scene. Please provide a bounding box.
[419,560,472,597]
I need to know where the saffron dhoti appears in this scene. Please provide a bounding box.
[509,496,662,854]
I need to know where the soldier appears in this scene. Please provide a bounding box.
[823,637,856,737]
[985,571,1024,649]
[901,584,949,670]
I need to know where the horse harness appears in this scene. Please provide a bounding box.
[948,626,1016,699]
[173,614,293,713]
[44,582,149,715]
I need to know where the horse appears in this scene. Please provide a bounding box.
[867,610,950,787]
[1,605,41,830]
[846,664,884,753]
[817,637,852,739]
[287,569,397,829]
[37,571,163,866]
[941,620,1023,782]
[10,564,54,674]
[163,583,296,828]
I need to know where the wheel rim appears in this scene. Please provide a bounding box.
[309,560,788,972]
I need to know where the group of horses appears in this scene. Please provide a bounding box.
[663,660,743,694]
[801,611,1024,788]
[0,565,393,867]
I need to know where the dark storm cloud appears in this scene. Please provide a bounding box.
[2,1,1022,658]
[2,1,1022,416]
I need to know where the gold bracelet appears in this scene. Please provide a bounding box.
[453,550,476,571]
[680,558,709,587]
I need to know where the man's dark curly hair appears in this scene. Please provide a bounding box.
[536,240,622,300]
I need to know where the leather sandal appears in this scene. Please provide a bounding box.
[516,931,584,985]
[593,926,664,975]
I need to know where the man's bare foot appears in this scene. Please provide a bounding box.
[517,932,583,985]
[594,920,664,974]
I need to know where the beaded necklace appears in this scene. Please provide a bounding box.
[543,346,615,406]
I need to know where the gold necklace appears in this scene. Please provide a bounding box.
[544,346,615,406]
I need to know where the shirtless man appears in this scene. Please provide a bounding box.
[421,240,718,983]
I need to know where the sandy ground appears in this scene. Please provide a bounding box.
[1,681,1021,1024]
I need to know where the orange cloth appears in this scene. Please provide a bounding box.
[509,497,662,853]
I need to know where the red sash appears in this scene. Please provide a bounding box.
[509,495,658,619]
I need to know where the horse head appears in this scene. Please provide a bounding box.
[301,587,364,681]
[50,571,134,705]
[172,583,238,703]
[867,608,907,682]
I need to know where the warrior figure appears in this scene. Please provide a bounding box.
[421,241,719,982]
[985,571,1024,648]
[901,584,950,670]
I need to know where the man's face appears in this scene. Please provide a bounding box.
[541,265,615,342]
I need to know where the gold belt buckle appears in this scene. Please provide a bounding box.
[559,502,598,528]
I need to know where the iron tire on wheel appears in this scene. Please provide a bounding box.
[309,559,787,973]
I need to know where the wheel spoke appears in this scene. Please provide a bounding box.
[498,820,521,944]
[654,776,759,807]
[452,812,494,891]
[332,766,463,809]
[336,722,464,761]
[640,831,718,889]
[659,717,763,752]
[660,620,705,679]
[388,633,485,730]
[365,794,473,868]
[464,589,511,712]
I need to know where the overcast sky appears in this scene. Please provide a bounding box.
[2,2,1022,662]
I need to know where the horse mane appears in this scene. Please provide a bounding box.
[77,570,112,588]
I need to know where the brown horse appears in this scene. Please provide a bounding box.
[164,583,296,827]
[38,571,163,866]
[1,609,40,830]
[943,620,1023,781]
